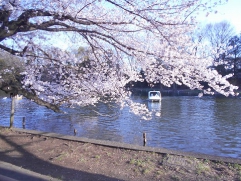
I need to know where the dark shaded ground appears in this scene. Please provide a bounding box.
[1,127,241,181]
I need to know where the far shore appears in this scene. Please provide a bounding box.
[130,87,241,97]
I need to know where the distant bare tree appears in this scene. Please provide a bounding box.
[199,21,236,77]
[201,21,235,60]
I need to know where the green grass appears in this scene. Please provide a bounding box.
[171,175,180,181]
[129,159,145,167]
[94,155,101,159]
[55,152,68,161]
[233,163,241,170]
[196,161,211,175]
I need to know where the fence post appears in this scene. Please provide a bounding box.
[143,132,147,146]
[22,117,26,129]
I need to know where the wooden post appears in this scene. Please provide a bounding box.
[22,117,26,129]
[143,132,147,146]
[9,97,15,128]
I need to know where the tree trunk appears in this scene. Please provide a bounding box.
[10,97,15,128]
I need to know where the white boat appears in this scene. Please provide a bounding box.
[148,91,161,102]
[15,94,23,100]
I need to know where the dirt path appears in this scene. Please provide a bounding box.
[0,127,241,181]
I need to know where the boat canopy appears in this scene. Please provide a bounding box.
[148,91,161,102]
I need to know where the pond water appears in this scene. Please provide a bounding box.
[1,95,241,158]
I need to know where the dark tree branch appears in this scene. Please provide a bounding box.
[0,44,21,55]
[20,88,62,113]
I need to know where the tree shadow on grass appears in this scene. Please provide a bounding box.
[0,133,125,181]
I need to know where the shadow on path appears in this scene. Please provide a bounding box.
[0,133,125,181]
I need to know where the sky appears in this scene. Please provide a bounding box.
[200,0,241,34]
[48,0,241,50]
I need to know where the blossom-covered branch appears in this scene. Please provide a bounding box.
[0,0,238,117]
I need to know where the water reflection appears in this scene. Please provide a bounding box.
[147,101,161,112]
[1,95,241,158]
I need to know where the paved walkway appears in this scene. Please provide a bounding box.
[0,161,60,181]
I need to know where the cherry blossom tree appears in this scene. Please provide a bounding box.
[0,0,239,118]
